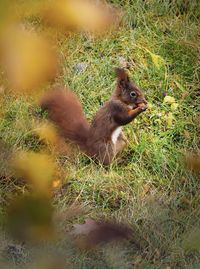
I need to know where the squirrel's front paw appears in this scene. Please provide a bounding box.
[138,103,148,111]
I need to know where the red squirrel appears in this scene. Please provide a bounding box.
[40,68,147,165]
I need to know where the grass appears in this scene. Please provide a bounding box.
[0,0,200,268]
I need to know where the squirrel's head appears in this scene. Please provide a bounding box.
[115,68,147,108]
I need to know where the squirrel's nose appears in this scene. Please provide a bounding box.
[136,97,147,105]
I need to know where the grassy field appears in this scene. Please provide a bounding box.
[0,0,200,268]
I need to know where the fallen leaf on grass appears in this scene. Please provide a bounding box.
[163,95,176,104]
[171,102,179,110]
[150,53,164,69]
[163,95,179,111]
[146,50,165,69]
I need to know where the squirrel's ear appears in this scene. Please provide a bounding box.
[115,68,129,82]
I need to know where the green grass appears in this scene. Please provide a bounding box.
[0,0,200,268]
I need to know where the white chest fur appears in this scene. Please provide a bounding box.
[128,105,134,109]
[111,127,122,144]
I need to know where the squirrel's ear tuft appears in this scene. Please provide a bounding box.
[115,68,129,82]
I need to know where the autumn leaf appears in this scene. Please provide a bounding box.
[141,46,165,69]
[149,51,165,69]
[163,95,179,111]
[52,178,62,189]
[163,95,176,104]
[171,102,179,110]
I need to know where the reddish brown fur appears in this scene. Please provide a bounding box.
[40,88,90,151]
[40,69,147,165]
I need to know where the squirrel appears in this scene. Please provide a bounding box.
[40,68,147,165]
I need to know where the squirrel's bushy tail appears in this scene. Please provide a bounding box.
[40,88,90,149]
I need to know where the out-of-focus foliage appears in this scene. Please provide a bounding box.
[12,151,59,194]
[34,122,59,147]
[6,194,55,242]
[0,27,58,92]
[42,0,121,33]
[33,121,70,155]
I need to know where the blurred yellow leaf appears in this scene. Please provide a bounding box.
[11,0,44,19]
[163,95,176,104]
[171,102,179,110]
[43,0,119,33]
[13,151,57,194]
[1,27,58,92]
[52,179,61,189]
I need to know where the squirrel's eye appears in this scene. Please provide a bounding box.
[130,91,136,98]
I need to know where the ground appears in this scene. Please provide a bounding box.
[0,0,200,268]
